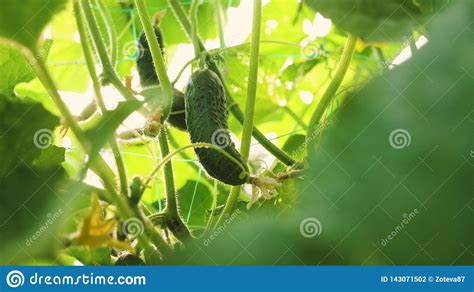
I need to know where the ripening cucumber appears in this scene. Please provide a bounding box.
[137,26,164,88]
[185,69,249,186]
[137,28,187,131]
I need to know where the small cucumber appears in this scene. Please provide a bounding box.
[137,26,164,88]
[185,69,249,185]
[137,28,187,131]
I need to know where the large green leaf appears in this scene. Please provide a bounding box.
[0,95,67,264]
[305,0,447,42]
[0,46,36,96]
[0,0,67,50]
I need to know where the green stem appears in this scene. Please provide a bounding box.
[216,0,262,227]
[214,0,226,48]
[157,131,176,216]
[142,142,248,193]
[95,0,118,67]
[168,131,201,173]
[408,35,417,56]
[80,0,147,116]
[134,0,189,241]
[73,2,171,257]
[204,179,218,234]
[74,2,128,196]
[240,0,261,162]
[189,0,201,59]
[158,130,191,240]
[306,34,357,156]
[167,0,299,168]
[134,0,173,116]
[373,47,387,69]
[283,106,307,128]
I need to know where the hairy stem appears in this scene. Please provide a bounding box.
[95,0,118,67]
[306,34,357,156]
[80,0,148,116]
[157,130,191,240]
[216,0,262,226]
[31,56,169,258]
[142,142,249,193]
[134,0,173,116]
[73,2,171,257]
[167,0,299,168]
[214,0,226,48]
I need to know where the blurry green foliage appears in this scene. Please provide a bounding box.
[163,0,473,265]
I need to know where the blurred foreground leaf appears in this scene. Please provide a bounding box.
[305,0,447,42]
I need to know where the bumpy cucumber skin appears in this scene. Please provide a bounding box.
[185,69,249,186]
[137,26,164,88]
[169,89,187,131]
[137,27,187,131]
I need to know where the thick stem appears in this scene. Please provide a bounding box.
[158,130,192,240]
[167,0,299,168]
[240,0,262,162]
[189,0,201,59]
[216,0,262,226]
[306,34,357,156]
[134,0,173,116]
[158,131,177,217]
[214,0,226,49]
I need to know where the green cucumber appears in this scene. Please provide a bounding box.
[137,27,187,131]
[185,69,249,186]
[137,26,164,88]
[168,89,187,131]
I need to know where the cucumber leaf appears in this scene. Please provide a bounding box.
[0,94,67,264]
[162,0,473,265]
[0,0,67,51]
[305,0,447,42]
